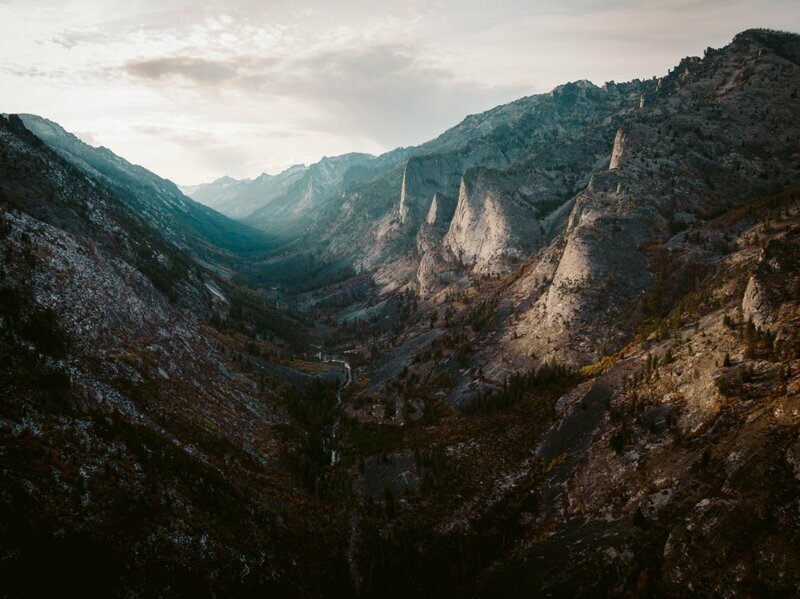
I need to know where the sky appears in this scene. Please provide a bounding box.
[2,1,799,185]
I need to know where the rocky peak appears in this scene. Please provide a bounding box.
[426,193,441,225]
[608,129,625,169]
[550,79,602,106]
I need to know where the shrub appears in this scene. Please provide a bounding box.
[580,354,620,378]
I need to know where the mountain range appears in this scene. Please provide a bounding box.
[2,28,800,597]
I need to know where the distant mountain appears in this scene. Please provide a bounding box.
[183,150,411,229]
[181,166,308,219]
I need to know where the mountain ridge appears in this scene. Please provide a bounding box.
[18,114,276,259]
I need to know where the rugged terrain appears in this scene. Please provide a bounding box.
[2,28,800,597]
[0,114,350,596]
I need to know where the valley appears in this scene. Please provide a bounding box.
[1,27,800,597]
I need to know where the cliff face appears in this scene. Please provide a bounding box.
[443,169,543,273]
[496,28,800,364]
[399,154,466,226]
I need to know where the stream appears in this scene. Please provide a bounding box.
[316,352,352,465]
[316,351,359,594]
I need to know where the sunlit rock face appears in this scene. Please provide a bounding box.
[609,129,626,169]
[443,169,543,274]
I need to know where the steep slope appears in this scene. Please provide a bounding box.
[0,114,347,596]
[502,28,800,365]
[18,114,275,259]
[324,190,800,599]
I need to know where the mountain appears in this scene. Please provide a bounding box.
[220,78,644,301]
[498,27,800,366]
[0,113,348,596]
[222,29,800,366]
[3,28,800,598]
[181,166,309,219]
[18,114,276,259]
[182,150,411,226]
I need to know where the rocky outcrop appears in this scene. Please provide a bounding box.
[426,193,444,225]
[742,273,772,329]
[742,233,800,330]
[416,193,456,255]
[443,169,543,274]
[609,129,625,169]
[509,190,661,364]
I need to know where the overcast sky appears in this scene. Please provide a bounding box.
[2,0,798,184]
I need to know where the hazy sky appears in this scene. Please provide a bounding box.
[2,0,798,184]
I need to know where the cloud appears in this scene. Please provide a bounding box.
[50,30,111,49]
[121,44,525,147]
[2,65,68,79]
[74,130,99,145]
[125,57,238,84]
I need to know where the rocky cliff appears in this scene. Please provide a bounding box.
[494,28,800,365]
